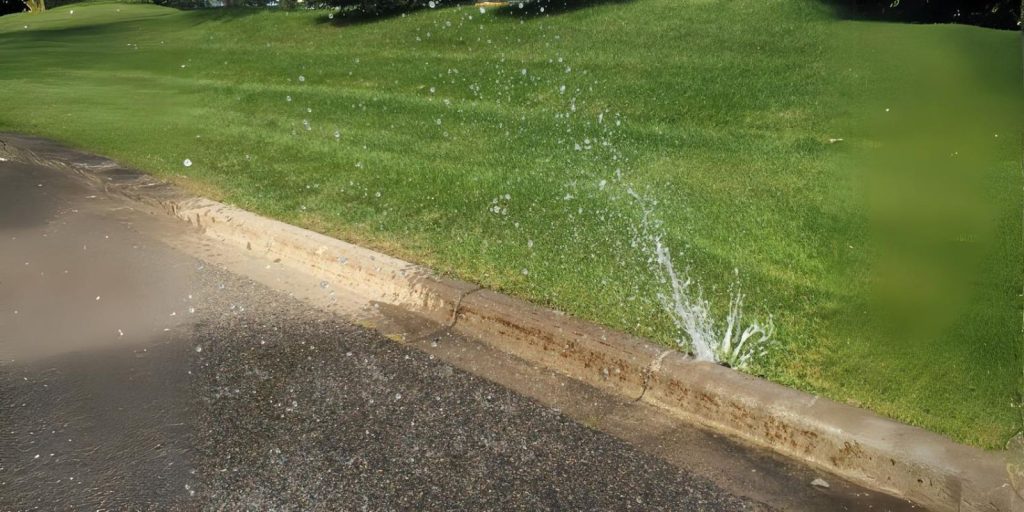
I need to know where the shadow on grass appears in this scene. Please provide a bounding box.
[312,2,474,27]
[0,6,261,42]
[180,6,263,22]
[312,7,411,26]
[0,16,151,41]
[492,0,633,19]
[313,0,633,26]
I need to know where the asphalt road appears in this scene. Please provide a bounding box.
[0,159,918,511]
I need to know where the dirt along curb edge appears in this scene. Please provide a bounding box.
[1,133,1018,512]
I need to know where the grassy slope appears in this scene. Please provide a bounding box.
[0,0,1019,447]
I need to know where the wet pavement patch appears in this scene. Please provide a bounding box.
[0,150,926,512]
[1,273,768,511]
[0,164,63,230]
[0,331,193,510]
[0,156,766,510]
[184,285,768,511]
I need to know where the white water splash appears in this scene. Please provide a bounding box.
[630,188,774,370]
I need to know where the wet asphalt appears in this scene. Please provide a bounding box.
[0,161,774,511]
[0,158,922,512]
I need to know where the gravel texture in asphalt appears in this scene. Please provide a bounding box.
[0,159,768,510]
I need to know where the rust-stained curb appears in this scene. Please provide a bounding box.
[1,133,1018,512]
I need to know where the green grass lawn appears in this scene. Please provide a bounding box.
[0,0,1020,448]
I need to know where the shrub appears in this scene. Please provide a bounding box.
[846,0,1021,29]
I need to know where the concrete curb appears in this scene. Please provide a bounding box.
[1,133,1018,512]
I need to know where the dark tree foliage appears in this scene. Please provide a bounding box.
[151,0,202,8]
[842,0,1021,29]
[325,0,459,16]
[0,0,26,16]
[328,0,419,15]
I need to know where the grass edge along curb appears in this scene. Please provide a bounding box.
[0,133,1017,512]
